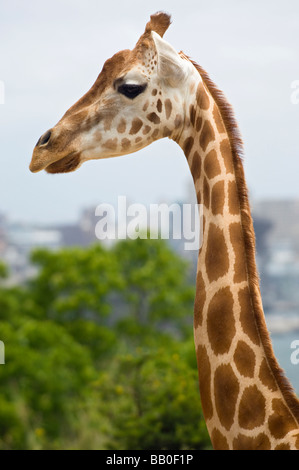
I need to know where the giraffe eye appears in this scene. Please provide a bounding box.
[117,83,147,99]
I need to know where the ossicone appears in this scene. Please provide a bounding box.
[145,11,171,38]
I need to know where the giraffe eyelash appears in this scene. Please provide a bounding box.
[117,83,147,99]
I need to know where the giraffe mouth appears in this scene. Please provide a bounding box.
[45,152,81,174]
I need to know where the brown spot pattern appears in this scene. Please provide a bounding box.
[196,116,203,132]
[238,286,260,345]
[213,104,225,134]
[205,224,229,283]
[229,223,248,283]
[183,137,194,159]
[194,271,205,328]
[196,346,213,420]
[165,99,172,119]
[142,125,151,135]
[151,129,159,139]
[275,443,291,450]
[214,364,239,430]
[220,139,234,174]
[211,180,225,215]
[228,180,239,215]
[117,119,126,134]
[196,82,210,110]
[129,118,143,135]
[203,177,210,209]
[147,112,160,124]
[103,113,115,132]
[103,138,117,151]
[143,101,149,112]
[204,149,221,179]
[163,126,172,137]
[207,287,235,355]
[233,433,271,450]
[191,151,201,181]
[174,114,182,129]
[199,120,215,152]
[238,385,266,430]
[189,104,196,127]
[258,358,278,392]
[157,99,162,113]
[233,340,255,378]
[211,429,229,450]
[121,138,131,151]
[268,399,297,439]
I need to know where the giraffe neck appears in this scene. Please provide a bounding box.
[175,59,299,450]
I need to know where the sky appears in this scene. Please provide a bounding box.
[1,0,299,224]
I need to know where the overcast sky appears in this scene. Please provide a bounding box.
[1,0,299,224]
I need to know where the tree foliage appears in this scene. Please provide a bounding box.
[97,346,211,450]
[0,239,211,449]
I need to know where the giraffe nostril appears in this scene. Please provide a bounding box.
[36,129,52,147]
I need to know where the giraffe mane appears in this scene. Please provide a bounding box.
[185,55,299,423]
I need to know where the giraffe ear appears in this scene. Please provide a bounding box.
[151,31,187,87]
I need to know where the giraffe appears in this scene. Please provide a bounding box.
[29,12,299,450]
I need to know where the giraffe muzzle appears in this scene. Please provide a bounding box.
[29,128,55,173]
[29,148,81,174]
[29,126,82,174]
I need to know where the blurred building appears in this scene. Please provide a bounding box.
[1,197,299,320]
[252,200,299,313]
[0,210,98,285]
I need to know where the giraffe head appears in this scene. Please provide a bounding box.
[29,12,193,174]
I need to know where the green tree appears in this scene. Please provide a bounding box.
[30,245,123,321]
[96,343,211,450]
[113,237,195,341]
[29,245,123,361]
[0,238,210,450]
[0,261,8,279]
[0,314,96,449]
